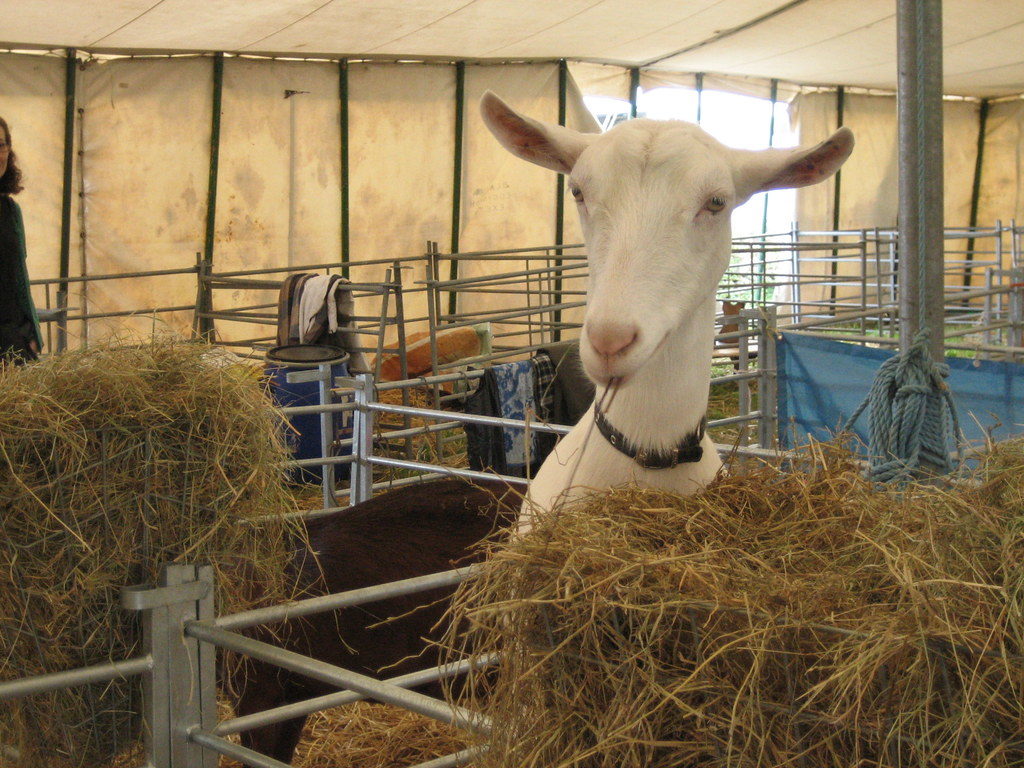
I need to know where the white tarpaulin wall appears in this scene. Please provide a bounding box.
[81,57,211,341]
[1,53,598,347]
[214,58,342,343]
[979,99,1024,227]
[789,92,985,309]
[3,50,1024,348]
[792,93,981,231]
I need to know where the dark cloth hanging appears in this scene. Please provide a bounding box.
[276,272,312,346]
[463,343,597,476]
[463,360,547,478]
[531,340,596,467]
[534,341,595,424]
[531,351,560,466]
[463,367,508,476]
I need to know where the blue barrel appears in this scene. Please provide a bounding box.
[265,345,352,483]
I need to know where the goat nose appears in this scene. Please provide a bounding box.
[587,321,638,358]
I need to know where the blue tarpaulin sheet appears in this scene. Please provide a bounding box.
[777,332,1024,450]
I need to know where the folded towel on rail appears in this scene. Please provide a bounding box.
[275,273,370,372]
[276,272,313,347]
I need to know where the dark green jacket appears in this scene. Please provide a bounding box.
[3,197,43,350]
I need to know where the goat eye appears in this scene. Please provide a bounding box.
[569,184,584,203]
[704,196,726,214]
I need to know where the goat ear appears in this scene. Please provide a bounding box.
[480,91,592,174]
[734,127,855,200]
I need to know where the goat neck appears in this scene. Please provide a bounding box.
[595,294,714,452]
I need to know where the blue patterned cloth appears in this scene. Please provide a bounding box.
[492,360,535,469]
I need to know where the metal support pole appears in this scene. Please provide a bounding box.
[448,61,466,316]
[317,362,336,509]
[200,53,224,342]
[552,59,569,342]
[791,222,802,323]
[755,306,779,449]
[629,67,640,119]
[389,262,415,460]
[339,59,351,279]
[75,104,89,347]
[57,48,77,354]
[829,86,845,307]
[963,98,990,290]
[349,373,375,505]
[192,251,213,341]
[897,0,945,360]
[1010,267,1024,348]
[123,563,217,768]
[695,73,704,124]
[759,78,779,304]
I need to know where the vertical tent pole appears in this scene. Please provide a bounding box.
[759,79,778,304]
[286,90,305,269]
[760,79,778,235]
[629,67,640,119]
[339,59,350,279]
[198,52,224,341]
[897,0,945,360]
[829,86,845,306]
[832,86,845,233]
[695,72,704,124]
[963,97,989,289]
[552,59,568,342]
[57,48,77,353]
[448,61,466,316]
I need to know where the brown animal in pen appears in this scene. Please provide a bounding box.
[230,477,519,764]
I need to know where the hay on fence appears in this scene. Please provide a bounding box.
[0,342,305,768]
[209,697,470,768]
[290,702,471,768]
[448,442,1024,768]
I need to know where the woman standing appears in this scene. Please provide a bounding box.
[0,116,42,363]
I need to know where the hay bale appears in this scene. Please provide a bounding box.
[0,342,304,768]
[449,444,1024,768]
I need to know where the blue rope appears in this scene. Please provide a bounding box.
[845,330,962,483]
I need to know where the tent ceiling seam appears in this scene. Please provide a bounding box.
[240,0,339,51]
[592,0,736,56]
[640,0,814,67]
[718,11,894,72]
[479,0,607,58]
[88,0,172,48]
[364,0,481,54]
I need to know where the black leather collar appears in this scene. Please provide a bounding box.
[593,401,706,469]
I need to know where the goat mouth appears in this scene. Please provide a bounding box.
[585,353,642,387]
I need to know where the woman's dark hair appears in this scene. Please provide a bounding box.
[0,116,24,195]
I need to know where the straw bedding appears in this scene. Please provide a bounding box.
[0,342,303,768]
[448,442,1024,767]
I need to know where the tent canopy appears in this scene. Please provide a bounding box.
[5,0,1024,98]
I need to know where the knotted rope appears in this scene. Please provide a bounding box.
[845,330,961,483]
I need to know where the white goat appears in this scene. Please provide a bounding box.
[480,92,853,522]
